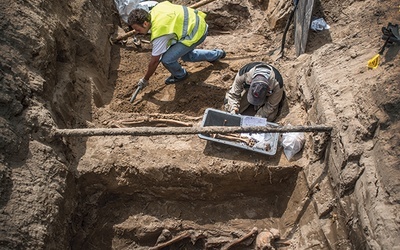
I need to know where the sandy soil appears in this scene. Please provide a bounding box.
[0,0,399,249]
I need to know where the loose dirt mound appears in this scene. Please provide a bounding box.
[0,0,399,249]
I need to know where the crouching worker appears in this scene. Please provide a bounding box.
[224,62,284,122]
[127,1,225,88]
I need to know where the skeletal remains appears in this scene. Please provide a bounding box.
[211,133,272,151]
[149,227,287,249]
[255,228,281,250]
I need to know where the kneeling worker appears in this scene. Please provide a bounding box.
[224,62,284,122]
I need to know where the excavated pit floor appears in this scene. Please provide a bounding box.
[72,133,307,249]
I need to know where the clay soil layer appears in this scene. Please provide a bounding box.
[0,0,399,249]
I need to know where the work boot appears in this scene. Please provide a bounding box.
[209,49,226,62]
[165,70,189,85]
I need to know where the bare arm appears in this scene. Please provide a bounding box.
[144,54,161,81]
[143,35,171,81]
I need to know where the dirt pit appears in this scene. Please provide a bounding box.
[68,0,339,245]
[73,158,303,249]
[1,0,400,249]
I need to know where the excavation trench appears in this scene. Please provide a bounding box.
[42,0,347,249]
[60,0,339,248]
[3,0,399,249]
[71,135,306,249]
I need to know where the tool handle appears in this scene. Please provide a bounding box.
[378,34,391,55]
[129,86,142,103]
[279,0,300,57]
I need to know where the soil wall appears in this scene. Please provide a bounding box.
[0,0,399,249]
[1,0,115,248]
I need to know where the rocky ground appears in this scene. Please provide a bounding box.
[0,0,399,249]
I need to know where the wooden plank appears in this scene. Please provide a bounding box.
[294,0,315,56]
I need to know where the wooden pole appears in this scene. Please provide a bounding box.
[53,125,332,137]
[294,0,315,56]
[190,0,217,9]
[111,0,218,44]
[111,30,137,44]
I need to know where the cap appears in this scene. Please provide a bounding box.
[247,75,269,106]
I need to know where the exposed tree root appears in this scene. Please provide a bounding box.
[112,118,194,127]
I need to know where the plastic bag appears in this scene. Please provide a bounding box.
[281,132,305,161]
[113,0,158,23]
[253,134,274,151]
[310,17,330,31]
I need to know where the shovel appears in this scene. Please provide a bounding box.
[129,85,143,103]
[367,23,399,69]
[277,0,300,59]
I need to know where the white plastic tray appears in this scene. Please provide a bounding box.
[198,108,280,156]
